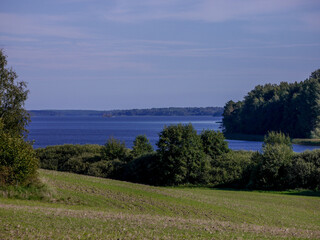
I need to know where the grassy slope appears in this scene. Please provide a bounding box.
[1,170,320,239]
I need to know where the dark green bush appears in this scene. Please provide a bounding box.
[36,144,103,170]
[122,152,161,185]
[0,131,39,186]
[211,150,254,187]
[62,157,88,174]
[87,159,125,178]
[289,150,320,190]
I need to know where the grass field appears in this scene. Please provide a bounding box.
[1,170,320,239]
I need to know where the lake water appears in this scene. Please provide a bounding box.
[27,115,320,152]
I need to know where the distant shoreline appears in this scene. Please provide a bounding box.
[29,107,223,117]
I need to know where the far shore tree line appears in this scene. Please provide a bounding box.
[223,69,320,139]
[0,48,319,192]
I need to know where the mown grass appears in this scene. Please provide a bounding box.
[1,169,319,239]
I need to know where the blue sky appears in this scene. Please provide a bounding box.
[1,0,320,110]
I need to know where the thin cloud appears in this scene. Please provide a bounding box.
[103,0,308,23]
[0,13,87,39]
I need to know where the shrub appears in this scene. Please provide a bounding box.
[0,131,39,186]
[262,131,292,148]
[36,144,103,170]
[289,150,320,190]
[122,152,161,185]
[87,159,124,178]
[211,150,254,187]
[62,157,88,174]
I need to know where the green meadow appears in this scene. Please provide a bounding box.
[1,169,319,239]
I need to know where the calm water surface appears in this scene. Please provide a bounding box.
[27,116,320,152]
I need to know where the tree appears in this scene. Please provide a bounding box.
[131,135,153,158]
[156,124,207,185]
[0,49,30,136]
[254,132,293,189]
[0,50,39,186]
[201,130,229,159]
[222,69,320,138]
[102,137,129,162]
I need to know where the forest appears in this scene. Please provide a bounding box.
[223,69,320,138]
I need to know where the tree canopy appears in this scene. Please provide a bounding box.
[0,49,30,136]
[223,69,320,138]
[0,50,39,186]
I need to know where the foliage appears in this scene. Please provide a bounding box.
[36,144,103,170]
[62,156,88,174]
[122,152,161,185]
[223,69,320,138]
[0,49,30,136]
[210,150,254,187]
[156,124,207,185]
[289,150,320,190]
[250,132,293,190]
[131,135,153,158]
[262,131,292,147]
[102,137,130,162]
[0,127,39,186]
[36,129,320,191]
[0,50,38,187]
[87,159,124,178]
[200,130,229,159]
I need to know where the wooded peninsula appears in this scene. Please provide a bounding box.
[223,69,320,139]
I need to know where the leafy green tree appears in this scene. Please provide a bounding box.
[0,49,30,136]
[253,132,293,189]
[156,124,207,185]
[102,137,129,162]
[0,50,39,186]
[201,130,229,159]
[131,135,153,158]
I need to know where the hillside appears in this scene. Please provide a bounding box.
[1,169,320,239]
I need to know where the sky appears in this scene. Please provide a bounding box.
[1,0,320,110]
